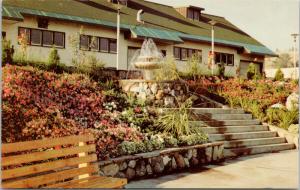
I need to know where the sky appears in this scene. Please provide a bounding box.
[148,0,299,52]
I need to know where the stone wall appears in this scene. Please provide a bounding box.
[98,142,224,181]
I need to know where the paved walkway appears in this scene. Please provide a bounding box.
[126,150,299,189]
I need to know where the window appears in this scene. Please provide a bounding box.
[109,39,117,53]
[80,35,89,50]
[187,9,201,21]
[194,11,200,20]
[187,9,194,19]
[181,48,188,60]
[100,38,109,52]
[161,50,167,56]
[79,34,117,54]
[111,0,127,6]
[174,47,180,59]
[42,31,53,46]
[174,46,202,61]
[18,27,65,48]
[214,52,234,66]
[90,36,99,51]
[54,32,64,47]
[31,29,42,45]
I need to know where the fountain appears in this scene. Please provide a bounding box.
[119,38,189,107]
[131,38,164,80]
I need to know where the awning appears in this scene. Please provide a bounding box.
[130,26,183,43]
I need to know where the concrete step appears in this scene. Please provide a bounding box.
[224,137,287,148]
[209,131,277,141]
[203,119,260,126]
[224,143,295,158]
[201,125,269,134]
[190,108,244,114]
[209,113,252,120]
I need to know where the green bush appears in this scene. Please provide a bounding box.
[2,39,14,65]
[266,107,299,129]
[154,57,179,81]
[185,54,202,80]
[178,133,208,146]
[218,62,225,77]
[155,98,192,137]
[47,47,66,73]
[247,63,260,80]
[274,68,284,81]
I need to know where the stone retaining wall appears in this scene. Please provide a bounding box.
[98,142,224,181]
[119,80,189,107]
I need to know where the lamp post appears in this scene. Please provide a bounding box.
[291,33,299,79]
[209,20,217,76]
[116,1,122,70]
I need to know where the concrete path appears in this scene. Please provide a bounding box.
[126,150,299,189]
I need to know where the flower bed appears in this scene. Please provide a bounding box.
[188,77,298,128]
[2,65,209,160]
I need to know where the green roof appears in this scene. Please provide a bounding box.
[2,0,276,56]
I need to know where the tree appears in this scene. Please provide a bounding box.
[274,68,284,81]
[272,53,293,68]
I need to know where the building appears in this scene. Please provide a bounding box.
[2,0,277,77]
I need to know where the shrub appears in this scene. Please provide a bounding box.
[218,62,225,77]
[274,68,284,81]
[247,63,260,80]
[266,107,299,129]
[47,48,66,73]
[178,133,208,146]
[155,98,192,137]
[154,57,179,81]
[2,39,14,65]
[185,54,202,80]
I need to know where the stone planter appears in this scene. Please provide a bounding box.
[98,142,224,181]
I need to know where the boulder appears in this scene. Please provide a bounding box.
[136,161,146,177]
[174,153,185,168]
[270,103,285,109]
[184,158,190,167]
[151,156,164,173]
[125,168,136,180]
[128,160,137,168]
[119,162,127,171]
[185,149,193,160]
[163,155,171,166]
[171,157,177,170]
[286,92,299,111]
[146,164,153,175]
[102,164,119,177]
[191,157,199,166]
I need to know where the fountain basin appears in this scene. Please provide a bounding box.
[119,79,189,107]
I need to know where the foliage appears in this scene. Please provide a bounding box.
[274,68,284,81]
[185,54,202,80]
[68,26,105,77]
[271,53,293,68]
[189,77,298,127]
[154,57,180,81]
[47,47,66,73]
[218,62,225,77]
[155,98,192,137]
[2,39,14,65]
[246,63,260,80]
[2,65,144,159]
[178,133,208,146]
[266,107,298,129]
